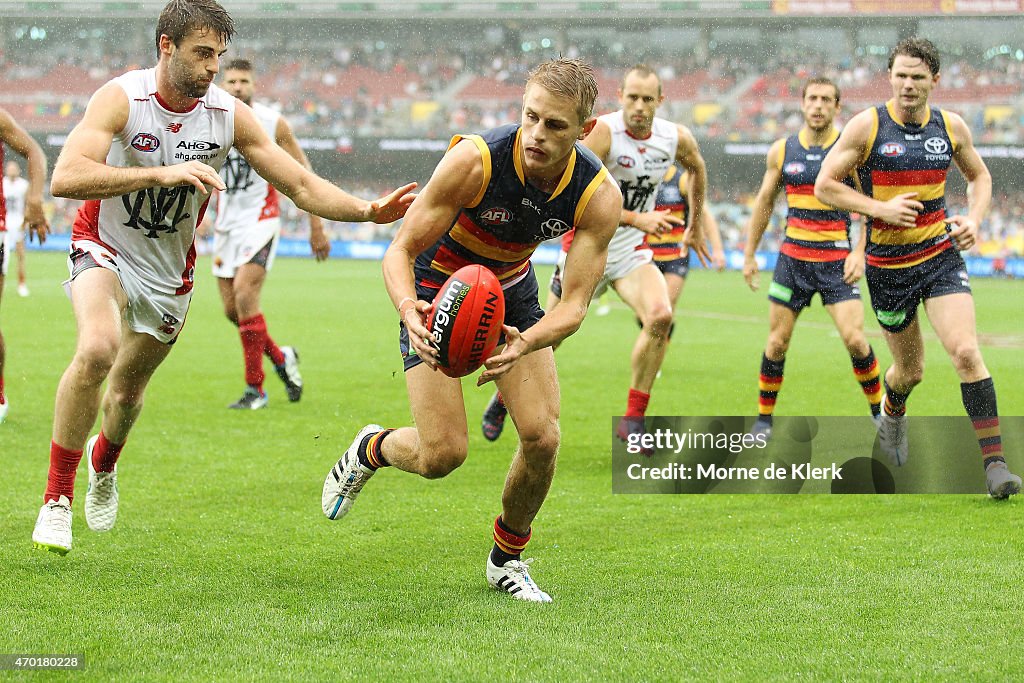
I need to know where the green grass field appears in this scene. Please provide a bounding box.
[2,252,1023,681]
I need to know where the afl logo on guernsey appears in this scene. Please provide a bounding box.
[131,133,161,152]
[617,155,636,169]
[784,162,806,175]
[479,207,513,225]
[880,142,906,157]
[924,137,949,154]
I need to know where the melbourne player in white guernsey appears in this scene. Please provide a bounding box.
[209,59,329,410]
[33,0,416,557]
[481,65,708,447]
[0,106,49,427]
[2,161,30,288]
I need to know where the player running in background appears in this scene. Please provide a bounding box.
[645,163,725,344]
[213,58,330,410]
[3,161,33,297]
[32,0,415,555]
[743,77,883,438]
[321,58,621,602]
[481,65,708,443]
[0,108,49,425]
[816,38,1020,498]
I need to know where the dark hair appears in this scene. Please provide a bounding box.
[155,0,235,58]
[888,37,940,76]
[802,76,840,104]
[526,58,599,124]
[224,58,253,72]
[623,64,662,97]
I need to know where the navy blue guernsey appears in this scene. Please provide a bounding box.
[415,124,609,289]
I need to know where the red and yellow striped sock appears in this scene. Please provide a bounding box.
[492,515,531,565]
[851,348,883,416]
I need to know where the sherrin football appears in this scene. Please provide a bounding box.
[426,264,506,378]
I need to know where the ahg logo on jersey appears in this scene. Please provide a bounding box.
[121,186,197,238]
[131,133,161,152]
[175,140,222,162]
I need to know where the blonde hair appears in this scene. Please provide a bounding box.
[526,58,598,124]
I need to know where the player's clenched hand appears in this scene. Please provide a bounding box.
[876,192,922,228]
[368,182,418,224]
[743,254,759,291]
[946,215,978,251]
[632,209,684,235]
[477,325,526,386]
[24,199,50,245]
[403,300,439,369]
[158,161,225,195]
[842,250,865,285]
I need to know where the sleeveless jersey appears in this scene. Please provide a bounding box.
[645,164,688,261]
[416,123,608,290]
[562,111,678,259]
[215,101,281,232]
[71,68,235,294]
[858,102,956,269]
[3,176,29,231]
[778,129,852,262]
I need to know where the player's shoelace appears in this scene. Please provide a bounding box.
[497,559,544,594]
[91,471,117,502]
[45,502,72,534]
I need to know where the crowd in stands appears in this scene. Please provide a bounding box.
[2,27,1022,142]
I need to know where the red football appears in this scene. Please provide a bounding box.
[426,264,506,378]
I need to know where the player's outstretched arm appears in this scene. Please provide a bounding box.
[742,139,785,291]
[273,115,329,260]
[945,112,992,252]
[0,107,49,243]
[676,124,710,266]
[382,139,483,369]
[233,102,415,224]
[51,83,226,201]
[478,175,621,385]
[703,211,726,272]
[815,108,922,228]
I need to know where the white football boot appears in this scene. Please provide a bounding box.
[32,495,73,555]
[986,462,1022,500]
[876,406,909,467]
[322,424,382,520]
[84,435,119,532]
[0,399,8,424]
[275,346,303,402]
[486,557,553,603]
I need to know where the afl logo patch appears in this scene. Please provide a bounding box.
[924,136,949,154]
[479,207,513,225]
[880,142,906,157]
[783,162,806,175]
[131,133,161,152]
[617,155,636,169]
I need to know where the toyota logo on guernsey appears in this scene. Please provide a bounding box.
[924,137,949,154]
[131,133,161,152]
[879,142,906,157]
[479,207,513,225]
[617,155,636,168]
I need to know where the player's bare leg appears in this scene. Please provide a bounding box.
[664,272,686,311]
[825,299,882,421]
[925,293,1019,497]
[36,268,126,553]
[322,366,468,520]
[15,239,28,295]
[0,273,6,423]
[488,348,559,602]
